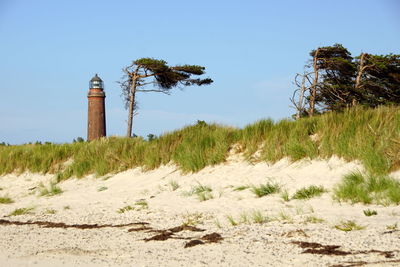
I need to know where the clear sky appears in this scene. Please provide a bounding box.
[1,0,399,144]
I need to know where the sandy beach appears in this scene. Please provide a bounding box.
[1,155,399,267]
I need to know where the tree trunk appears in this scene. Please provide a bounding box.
[295,72,307,120]
[126,76,137,137]
[354,53,367,106]
[355,53,366,89]
[309,48,320,117]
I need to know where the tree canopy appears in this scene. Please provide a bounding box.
[292,44,400,117]
[120,58,213,137]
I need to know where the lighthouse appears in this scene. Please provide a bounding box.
[87,74,106,141]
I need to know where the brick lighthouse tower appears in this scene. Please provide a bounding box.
[87,74,106,141]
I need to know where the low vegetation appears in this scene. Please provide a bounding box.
[44,208,57,214]
[117,200,148,213]
[280,190,290,202]
[386,223,398,231]
[292,185,327,200]
[8,207,34,216]
[304,215,325,224]
[363,209,378,216]
[39,182,63,197]
[135,200,148,209]
[251,182,280,198]
[97,186,108,192]
[0,107,399,178]
[233,185,249,191]
[334,220,365,232]
[276,210,293,223]
[226,215,238,226]
[168,180,180,191]
[117,205,135,213]
[252,210,269,224]
[0,196,14,204]
[187,183,213,201]
[181,212,204,226]
[334,172,400,205]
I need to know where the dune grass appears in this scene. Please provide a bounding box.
[39,182,63,197]
[0,196,14,204]
[251,182,281,198]
[8,207,34,216]
[292,185,327,200]
[233,185,249,191]
[0,107,399,178]
[304,215,325,224]
[187,183,213,201]
[168,180,180,191]
[334,220,365,232]
[117,205,134,213]
[363,209,377,216]
[334,172,400,205]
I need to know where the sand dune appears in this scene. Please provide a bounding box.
[0,155,399,266]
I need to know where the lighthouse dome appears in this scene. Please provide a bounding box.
[89,74,104,89]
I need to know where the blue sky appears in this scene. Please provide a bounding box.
[0,0,399,144]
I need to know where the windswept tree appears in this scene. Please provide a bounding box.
[119,58,213,137]
[291,44,400,117]
[310,44,356,113]
[355,53,400,107]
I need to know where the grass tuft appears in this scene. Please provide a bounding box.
[197,191,213,201]
[234,185,249,191]
[334,220,365,231]
[276,210,293,223]
[280,190,290,202]
[334,172,400,205]
[117,205,134,213]
[39,182,63,197]
[135,200,148,209]
[169,180,180,191]
[97,186,108,192]
[251,182,280,198]
[386,223,398,230]
[182,212,204,226]
[0,196,14,204]
[44,208,57,214]
[191,183,212,195]
[252,210,269,224]
[8,207,34,216]
[304,215,325,224]
[363,209,377,216]
[226,215,238,226]
[292,185,327,200]
[188,183,213,201]
[239,212,249,224]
